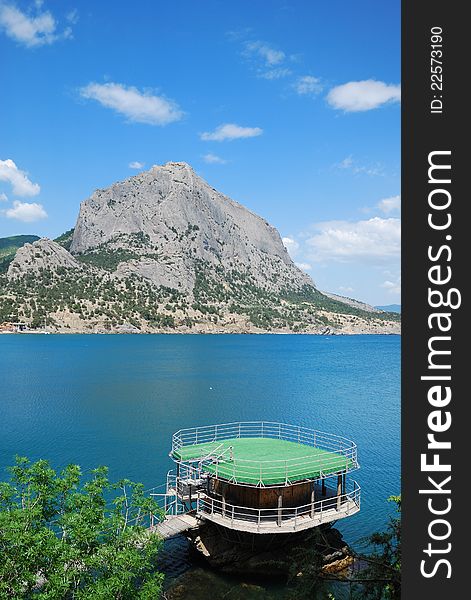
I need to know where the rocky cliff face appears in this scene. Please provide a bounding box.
[8,238,80,278]
[0,162,400,334]
[70,162,312,293]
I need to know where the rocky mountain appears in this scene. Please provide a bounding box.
[321,291,380,313]
[0,162,400,334]
[70,162,312,294]
[0,234,40,272]
[8,238,80,278]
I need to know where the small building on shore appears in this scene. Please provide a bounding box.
[0,322,29,333]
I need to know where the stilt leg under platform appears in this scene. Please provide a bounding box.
[311,483,315,518]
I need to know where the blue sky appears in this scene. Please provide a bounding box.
[0,0,400,305]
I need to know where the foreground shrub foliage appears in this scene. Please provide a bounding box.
[0,457,164,599]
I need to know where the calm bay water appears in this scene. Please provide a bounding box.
[0,333,400,565]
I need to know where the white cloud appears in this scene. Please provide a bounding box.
[305,217,401,263]
[0,192,8,202]
[283,238,312,271]
[202,153,227,165]
[336,155,384,177]
[0,1,72,48]
[80,82,184,126]
[244,41,285,66]
[338,156,354,169]
[295,262,312,271]
[200,123,263,142]
[0,159,40,197]
[226,28,253,42]
[260,67,292,80]
[282,236,300,257]
[240,39,294,80]
[338,286,354,293]
[377,195,401,214]
[327,80,401,112]
[5,200,47,222]
[382,275,401,296]
[129,161,144,169]
[66,8,79,24]
[294,75,323,96]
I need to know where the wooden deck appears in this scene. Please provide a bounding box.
[149,513,199,539]
[199,498,360,534]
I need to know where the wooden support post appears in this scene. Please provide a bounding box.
[310,482,315,518]
[337,475,342,510]
[277,492,283,526]
[322,477,326,496]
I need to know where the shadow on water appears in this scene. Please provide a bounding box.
[163,567,287,600]
[162,565,355,600]
[158,533,357,600]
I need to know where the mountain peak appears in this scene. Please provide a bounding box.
[69,161,313,293]
[148,161,194,173]
[162,161,193,170]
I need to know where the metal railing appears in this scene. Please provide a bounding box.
[197,479,361,532]
[171,421,358,485]
[148,471,187,517]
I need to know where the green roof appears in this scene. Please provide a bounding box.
[172,437,353,486]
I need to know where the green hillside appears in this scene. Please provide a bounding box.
[54,228,75,250]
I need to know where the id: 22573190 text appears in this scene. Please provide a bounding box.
[430,26,444,114]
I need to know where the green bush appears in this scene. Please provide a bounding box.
[0,457,164,599]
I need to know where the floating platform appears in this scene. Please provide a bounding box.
[156,422,361,534]
[172,437,354,486]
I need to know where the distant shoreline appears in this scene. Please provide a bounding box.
[0,330,401,336]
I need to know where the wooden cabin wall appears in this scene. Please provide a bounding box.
[212,479,314,509]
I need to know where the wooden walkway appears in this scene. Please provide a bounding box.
[149,514,199,539]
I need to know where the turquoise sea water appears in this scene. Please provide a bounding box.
[0,334,400,590]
